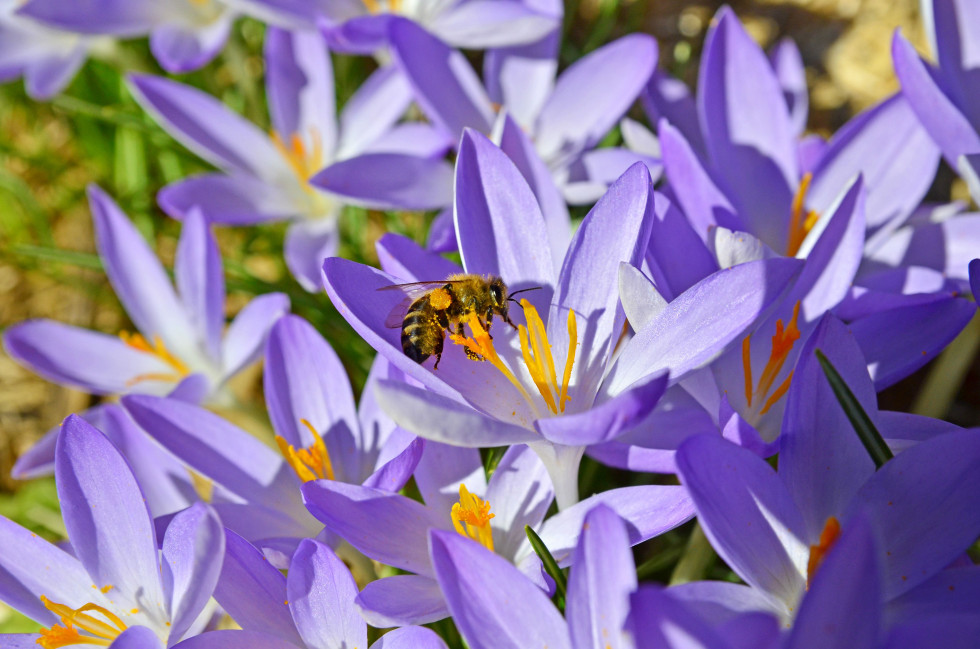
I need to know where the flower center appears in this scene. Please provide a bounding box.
[270,128,325,189]
[37,595,128,649]
[119,332,191,386]
[275,419,336,482]
[741,301,801,419]
[451,484,495,551]
[786,172,820,257]
[449,299,577,418]
[806,516,841,588]
[363,0,402,14]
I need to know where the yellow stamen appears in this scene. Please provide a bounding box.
[451,484,495,551]
[120,332,190,386]
[558,309,577,413]
[270,128,325,190]
[37,596,127,649]
[742,301,801,416]
[275,419,335,482]
[363,0,381,12]
[786,172,821,257]
[449,314,538,407]
[806,516,841,587]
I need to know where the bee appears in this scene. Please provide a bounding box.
[380,274,537,369]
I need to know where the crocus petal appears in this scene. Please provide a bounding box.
[846,429,980,598]
[311,153,453,210]
[850,295,976,390]
[659,118,741,241]
[668,580,788,624]
[264,27,337,156]
[264,314,359,479]
[485,33,559,129]
[628,586,730,649]
[780,315,876,540]
[301,480,446,575]
[375,379,541,447]
[645,190,720,301]
[536,372,668,446]
[162,503,225,644]
[388,17,494,138]
[173,630,301,649]
[127,74,291,179]
[3,320,174,395]
[284,217,339,292]
[24,46,87,100]
[880,617,980,649]
[931,0,980,126]
[375,232,462,283]
[89,185,198,358]
[643,70,706,155]
[892,31,980,167]
[150,18,231,74]
[770,38,808,136]
[535,34,657,163]
[429,529,572,649]
[337,64,412,159]
[605,258,802,395]
[888,565,980,621]
[429,1,556,49]
[222,292,291,378]
[809,95,940,229]
[158,173,296,225]
[676,434,807,611]
[175,211,224,362]
[786,515,882,649]
[970,258,980,302]
[566,504,636,649]
[455,129,556,312]
[213,530,304,646]
[618,262,667,332]
[362,122,453,158]
[412,443,486,523]
[484,445,554,560]
[55,415,167,617]
[699,7,798,249]
[363,436,424,493]
[17,0,160,35]
[355,574,449,627]
[112,626,165,649]
[549,162,655,402]
[371,626,450,649]
[287,539,366,649]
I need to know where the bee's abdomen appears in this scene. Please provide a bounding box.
[401,300,435,363]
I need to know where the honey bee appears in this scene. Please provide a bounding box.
[380,274,537,369]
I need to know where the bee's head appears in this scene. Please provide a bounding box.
[489,276,507,308]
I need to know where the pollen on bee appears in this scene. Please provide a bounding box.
[429,287,452,310]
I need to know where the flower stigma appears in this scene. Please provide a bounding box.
[449,299,577,419]
[37,595,128,648]
[786,172,820,257]
[741,301,801,420]
[270,128,325,190]
[119,332,191,386]
[451,484,495,551]
[275,419,336,482]
[805,516,841,588]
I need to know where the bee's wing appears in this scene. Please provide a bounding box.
[377,281,450,329]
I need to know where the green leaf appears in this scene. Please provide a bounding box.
[816,349,893,469]
[525,524,567,606]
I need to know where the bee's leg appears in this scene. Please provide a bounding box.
[502,311,519,331]
[432,334,444,370]
[485,312,494,339]
[457,322,486,361]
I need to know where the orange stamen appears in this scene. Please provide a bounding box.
[270,128,325,191]
[451,484,495,551]
[806,516,842,587]
[742,301,801,416]
[37,596,128,649]
[786,172,821,257]
[275,419,335,482]
[120,332,190,386]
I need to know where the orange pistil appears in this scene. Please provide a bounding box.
[742,301,801,416]
[37,596,128,649]
[275,419,336,482]
[270,128,325,190]
[120,332,191,386]
[451,484,495,551]
[786,172,821,257]
[806,516,842,587]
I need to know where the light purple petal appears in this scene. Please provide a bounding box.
[150,18,231,74]
[413,443,486,524]
[429,1,556,49]
[24,45,87,100]
[888,565,980,622]
[485,445,554,560]
[770,38,808,136]
[535,34,657,163]
[847,429,980,598]
[371,626,450,649]
[566,505,636,649]
[55,415,167,616]
[362,436,424,492]
[668,580,787,624]
[605,258,803,395]
[162,503,225,644]
[287,539,366,649]
[356,575,449,627]
[375,232,462,283]
[284,217,339,292]
[388,17,494,138]
[676,434,807,610]
[213,530,304,645]
[18,0,159,35]
[361,122,453,157]
[173,630,301,649]
[930,0,980,127]
[311,153,453,210]
[645,190,720,301]
[618,262,667,332]
[301,480,446,575]
[429,529,572,649]
[158,173,295,225]
[628,586,730,649]
[222,293,290,378]
[643,70,705,155]
[485,33,559,129]
[175,211,224,361]
[112,626,165,649]
[337,64,412,158]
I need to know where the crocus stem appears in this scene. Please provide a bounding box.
[669,522,715,585]
[912,313,980,418]
[528,441,584,510]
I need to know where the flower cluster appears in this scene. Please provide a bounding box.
[2,1,980,648]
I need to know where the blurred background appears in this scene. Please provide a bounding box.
[0,0,974,631]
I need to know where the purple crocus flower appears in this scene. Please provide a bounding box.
[122,320,423,564]
[388,18,660,209]
[324,130,802,508]
[4,185,288,405]
[671,315,980,629]
[129,28,453,290]
[17,0,237,73]
[212,533,449,649]
[426,503,639,649]
[0,415,228,648]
